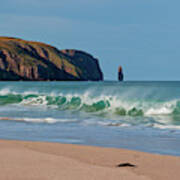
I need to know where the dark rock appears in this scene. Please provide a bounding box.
[118,66,124,81]
[116,163,136,167]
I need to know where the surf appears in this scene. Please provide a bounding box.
[0,81,180,130]
[0,88,180,117]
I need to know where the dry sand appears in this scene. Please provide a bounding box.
[0,139,179,180]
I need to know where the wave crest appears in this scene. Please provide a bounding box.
[0,89,180,118]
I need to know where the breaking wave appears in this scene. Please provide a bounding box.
[0,88,180,117]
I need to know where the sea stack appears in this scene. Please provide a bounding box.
[118,66,124,81]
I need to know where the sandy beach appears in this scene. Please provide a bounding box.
[0,139,179,180]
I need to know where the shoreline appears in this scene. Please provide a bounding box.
[0,139,179,180]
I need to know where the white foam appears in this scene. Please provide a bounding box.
[22,90,39,95]
[153,124,180,130]
[0,88,40,96]
[144,101,177,116]
[20,96,48,106]
[0,88,12,95]
[145,107,173,115]
[0,117,77,124]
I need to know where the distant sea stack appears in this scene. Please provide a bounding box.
[118,66,124,81]
[0,37,103,81]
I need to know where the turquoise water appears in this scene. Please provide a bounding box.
[0,81,180,155]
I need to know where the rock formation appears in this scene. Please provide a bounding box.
[0,37,103,81]
[118,66,124,81]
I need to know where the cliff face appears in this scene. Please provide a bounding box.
[0,37,103,81]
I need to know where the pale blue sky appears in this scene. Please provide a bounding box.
[1,0,180,80]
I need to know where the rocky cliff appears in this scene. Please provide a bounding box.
[0,37,103,81]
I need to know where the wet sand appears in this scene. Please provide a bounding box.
[0,139,179,180]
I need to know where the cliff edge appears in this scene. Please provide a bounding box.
[0,37,103,81]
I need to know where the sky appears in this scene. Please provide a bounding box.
[1,0,180,80]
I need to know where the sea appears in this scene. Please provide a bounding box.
[0,81,180,156]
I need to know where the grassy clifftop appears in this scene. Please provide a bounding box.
[0,37,103,81]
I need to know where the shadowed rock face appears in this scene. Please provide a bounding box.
[0,37,103,81]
